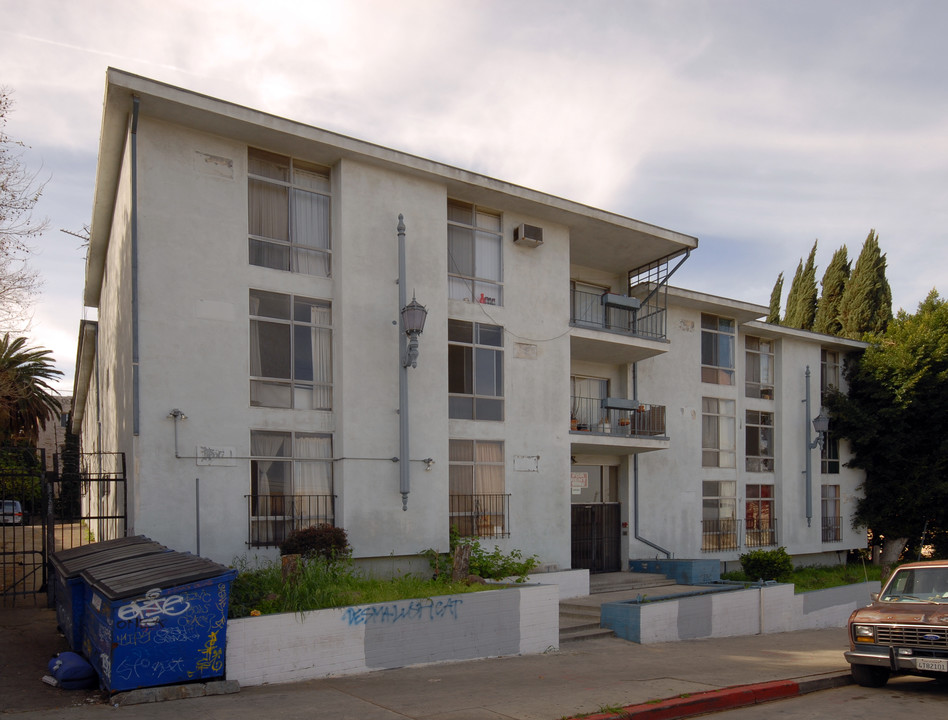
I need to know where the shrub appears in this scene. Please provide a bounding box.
[423,526,540,583]
[279,524,351,562]
[739,547,794,582]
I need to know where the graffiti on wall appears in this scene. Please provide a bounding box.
[341,596,463,627]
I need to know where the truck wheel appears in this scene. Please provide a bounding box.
[851,664,890,687]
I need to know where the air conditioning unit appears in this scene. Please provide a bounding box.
[513,223,543,248]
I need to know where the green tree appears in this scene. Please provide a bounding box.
[813,246,851,335]
[783,241,818,330]
[0,333,62,444]
[838,230,892,339]
[827,290,948,567]
[0,89,45,332]
[767,272,783,324]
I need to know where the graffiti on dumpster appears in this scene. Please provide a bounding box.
[341,597,463,627]
[113,648,188,682]
[117,588,191,628]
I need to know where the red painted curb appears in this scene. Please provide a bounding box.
[564,680,802,720]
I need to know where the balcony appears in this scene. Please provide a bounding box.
[822,516,842,542]
[570,396,668,455]
[570,288,669,364]
[247,494,335,548]
[701,519,742,552]
[745,519,778,548]
[449,494,510,539]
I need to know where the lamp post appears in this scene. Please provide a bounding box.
[397,215,427,510]
[803,366,829,527]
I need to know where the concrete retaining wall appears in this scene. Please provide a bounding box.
[225,584,558,686]
[601,581,880,644]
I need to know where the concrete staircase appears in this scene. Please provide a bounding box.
[559,571,678,644]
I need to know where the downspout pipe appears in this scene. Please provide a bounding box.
[631,361,672,558]
[131,96,140,436]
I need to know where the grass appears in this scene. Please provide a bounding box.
[228,555,497,619]
[721,562,883,593]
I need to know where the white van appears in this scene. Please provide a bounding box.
[1,499,24,524]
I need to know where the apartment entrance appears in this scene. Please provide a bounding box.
[570,465,621,573]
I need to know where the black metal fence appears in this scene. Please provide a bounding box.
[449,493,510,539]
[246,494,335,547]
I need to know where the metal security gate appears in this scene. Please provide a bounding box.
[571,503,621,573]
[1,449,126,606]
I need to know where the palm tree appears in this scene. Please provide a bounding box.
[0,334,62,445]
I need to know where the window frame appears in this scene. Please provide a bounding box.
[249,289,333,410]
[701,397,736,468]
[821,484,842,542]
[700,314,736,385]
[745,483,776,547]
[248,148,332,277]
[821,349,841,396]
[447,199,503,306]
[448,439,508,539]
[701,480,738,552]
[745,409,775,472]
[448,319,505,421]
[745,335,775,400]
[248,429,334,547]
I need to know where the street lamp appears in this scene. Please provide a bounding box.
[803,366,830,527]
[397,215,427,510]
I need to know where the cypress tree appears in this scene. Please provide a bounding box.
[838,230,892,339]
[813,245,851,335]
[783,241,818,330]
[767,272,783,324]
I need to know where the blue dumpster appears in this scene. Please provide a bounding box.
[80,551,236,693]
[50,536,169,651]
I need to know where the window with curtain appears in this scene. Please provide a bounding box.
[700,314,735,385]
[701,397,736,468]
[448,439,507,538]
[701,480,737,551]
[448,319,504,420]
[821,431,840,474]
[821,484,841,542]
[745,336,775,399]
[821,349,841,396]
[745,483,776,547]
[249,430,334,547]
[248,148,331,276]
[745,410,775,472]
[250,289,332,409]
[447,199,503,305]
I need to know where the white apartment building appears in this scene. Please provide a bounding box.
[71,69,864,574]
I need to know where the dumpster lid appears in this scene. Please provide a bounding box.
[80,551,235,600]
[51,538,169,578]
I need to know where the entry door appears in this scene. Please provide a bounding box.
[570,465,621,573]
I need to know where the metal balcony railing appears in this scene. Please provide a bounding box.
[701,519,743,552]
[822,516,842,542]
[449,493,510,539]
[745,519,778,548]
[246,494,335,548]
[570,288,666,340]
[570,396,666,437]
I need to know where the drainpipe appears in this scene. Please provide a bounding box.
[632,362,672,558]
[130,96,141,436]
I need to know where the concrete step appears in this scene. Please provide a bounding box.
[559,623,616,643]
[589,572,676,594]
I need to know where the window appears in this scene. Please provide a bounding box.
[702,398,736,468]
[821,485,841,542]
[821,349,841,396]
[449,439,507,538]
[701,314,735,385]
[250,290,332,409]
[447,200,503,305]
[821,432,840,474]
[571,376,609,432]
[745,410,774,472]
[448,319,504,420]
[745,484,776,547]
[702,481,738,551]
[249,430,334,546]
[745,336,774,399]
[248,148,331,276]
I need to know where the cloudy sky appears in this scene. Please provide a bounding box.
[1,0,946,392]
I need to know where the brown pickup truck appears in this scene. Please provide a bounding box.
[845,560,948,687]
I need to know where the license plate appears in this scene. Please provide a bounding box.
[916,658,948,672]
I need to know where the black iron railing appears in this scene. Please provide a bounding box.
[745,519,778,548]
[570,288,666,340]
[701,519,742,552]
[246,494,335,547]
[822,516,842,542]
[570,396,666,437]
[449,494,510,539]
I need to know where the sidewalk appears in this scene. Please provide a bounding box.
[1,603,853,719]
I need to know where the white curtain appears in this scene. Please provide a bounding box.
[293,189,330,276]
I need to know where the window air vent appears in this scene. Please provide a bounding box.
[513,223,543,248]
